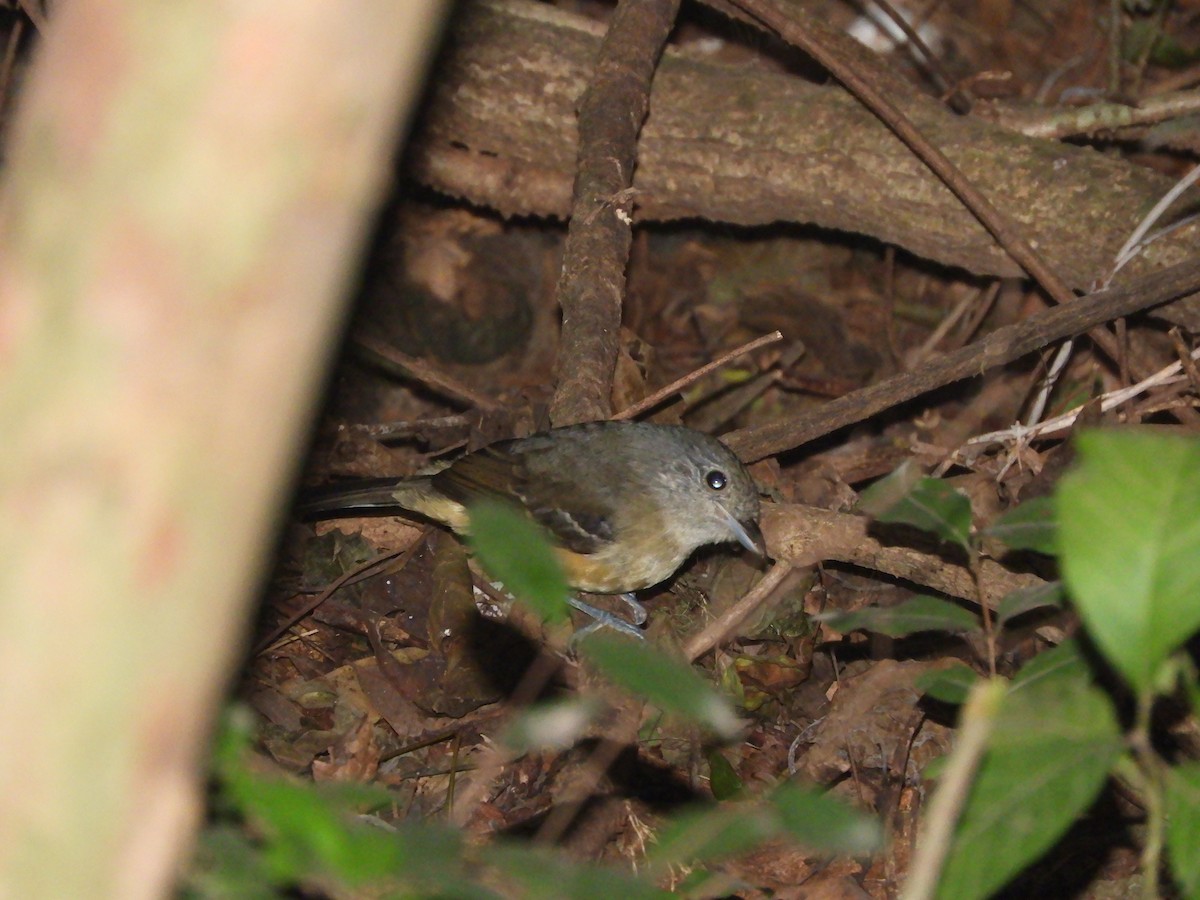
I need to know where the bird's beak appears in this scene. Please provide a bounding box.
[719,507,767,558]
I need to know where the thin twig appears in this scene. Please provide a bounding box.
[1109,162,1200,282]
[1128,0,1169,97]
[686,340,805,434]
[684,561,794,661]
[352,332,502,412]
[954,279,1002,348]
[549,0,681,425]
[994,88,1200,140]
[613,330,783,421]
[1171,328,1200,395]
[867,0,967,110]
[960,343,1200,451]
[907,284,996,368]
[341,413,471,442]
[901,679,1006,900]
[727,0,1076,309]
[253,546,411,655]
[1108,0,1123,96]
[1147,60,1200,94]
[1023,338,1073,428]
[724,257,1200,462]
[884,246,901,366]
[723,0,1135,371]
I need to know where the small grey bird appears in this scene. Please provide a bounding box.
[300,421,765,635]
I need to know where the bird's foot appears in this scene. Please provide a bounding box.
[567,596,645,642]
[615,592,648,625]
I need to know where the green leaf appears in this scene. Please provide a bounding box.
[996,581,1064,627]
[1057,431,1200,696]
[647,786,878,871]
[579,633,741,739]
[468,500,569,623]
[984,497,1058,555]
[239,778,459,887]
[249,780,378,883]
[209,708,485,895]
[1166,763,1200,897]
[769,782,881,854]
[858,461,973,549]
[1011,640,1091,692]
[917,663,980,704]
[485,844,672,900]
[186,825,280,898]
[647,803,778,869]
[935,667,1122,900]
[707,750,743,801]
[1183,656,1200,719]
[820,595,978,638]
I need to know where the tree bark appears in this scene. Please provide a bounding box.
[551,0,681,426]
[0,4,446,896]
[409,0,1199,290]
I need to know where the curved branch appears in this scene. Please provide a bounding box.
[410,0,1198,290]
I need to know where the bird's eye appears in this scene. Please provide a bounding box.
[706,470,728,491]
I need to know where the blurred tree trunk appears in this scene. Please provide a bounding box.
[0,3,446,897]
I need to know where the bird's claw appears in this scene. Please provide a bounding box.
[566,596,645,643]
[615,592,648,625]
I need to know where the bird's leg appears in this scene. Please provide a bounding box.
[480,575,645,640]
[567,595,645,640]
[615,592,648,625]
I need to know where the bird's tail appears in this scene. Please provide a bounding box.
[295,476,435,519]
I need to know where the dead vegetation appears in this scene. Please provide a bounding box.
[239,1,1200,895]
[6,0,1200,895]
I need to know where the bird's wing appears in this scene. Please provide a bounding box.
[432,440,616,555]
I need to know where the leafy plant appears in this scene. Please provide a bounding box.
[823,461,1062,680]
[187,708,491,898]
[838,430,1200,899]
